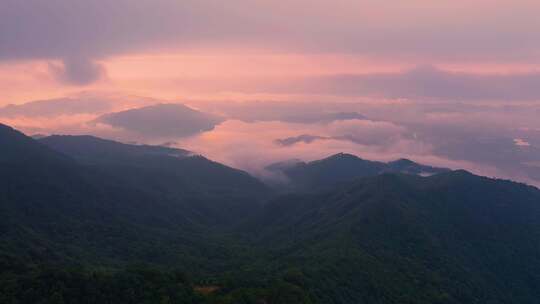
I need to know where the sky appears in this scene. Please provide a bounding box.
[1,0,540,185]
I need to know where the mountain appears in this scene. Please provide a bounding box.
[39,135,191,165]
[0,124,71,165]
[248,171,540,303]
[39,134,270,202]
[266,153,449,191]
[0,124,269,267]
[3,123,540,303]
[95,103,225,138]
[0,124,310,303]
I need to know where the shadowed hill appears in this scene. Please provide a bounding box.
[0,124,71,165]
[266,152,448,191]
[39,135,191,165]
[0,124,269,268]
[39,134,270,200]
[3,123,540,303]
[248,171,540,303]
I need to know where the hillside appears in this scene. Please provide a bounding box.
[2,123,540,303]
[39,135,270,201]
[248,172,540,303]
[0,124,268,268]
[266,153,448,191]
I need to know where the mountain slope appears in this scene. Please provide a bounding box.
[0,125,203,265]
[266,153,449,191]
[248,171,540,303]
[0,124,267,268]
[4,123,540,303]
[39,135,191,165]
[0,124,71,165]
[39,134,271,208]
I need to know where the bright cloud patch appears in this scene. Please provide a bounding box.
[514,138,531,147]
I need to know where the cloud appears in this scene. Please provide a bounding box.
[275,134,329,146]
[271,112,368,124]
[0,93,164,140]
[0,92,158,118]
[173,119,503,183]
[274,119,413,148]
[265,66,540,101]
[199,119,418,165]
[3,91,540,187]
[2,0,540,64]
[0,0,261,61]
[95,103,225,139]
[229,103,540,186]
[48,57,106,85]
[393,109,540,185]
[158,66,540,101]
[514,138,531,147]
[327,120,410,146]
[0,97,112,118]
[201,100,369,123]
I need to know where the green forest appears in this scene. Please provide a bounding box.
[2,123,540,303]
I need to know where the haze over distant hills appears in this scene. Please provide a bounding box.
[95,103,225,138]
[1,122,540,303]
[0,97,113,118]
[266,153,449,191]
[3,94,540,189]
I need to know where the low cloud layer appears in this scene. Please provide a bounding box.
[275,134,329,146]
[2,93,540,187]
[0,97,112,118]
[185,100,540,186]
[0,93,157,118]
[200,101,370,123]
[175,119,492,181]
[330,66,540,101]
[251,66,540,101]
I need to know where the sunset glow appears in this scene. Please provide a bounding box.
[2,0,540,185]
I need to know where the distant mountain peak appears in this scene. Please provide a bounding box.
[266,153,449,191]
[389,158,417,165]
[95,103,225,138]
[317,152,363,162]
[330,152,357,158]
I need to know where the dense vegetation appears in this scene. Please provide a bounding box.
[247,172,540,303]
[0,255,312,304]
[1,123,540,303]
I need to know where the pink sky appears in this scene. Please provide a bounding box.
[1,0,540,186]
[2,0,540,103]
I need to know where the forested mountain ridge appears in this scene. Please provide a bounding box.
[1,123,540,304]
[38,134,269,198]
[247,171,540,303]
[39,134,191,164]
[266,152,449,191]
[0,124,72,165]
[0,124,269,265]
